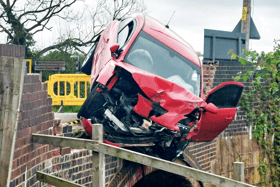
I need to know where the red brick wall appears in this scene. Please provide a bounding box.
[108,161,154,187]
[202,61,219,99]
[185,141,217,171]
[10,74,58,187]
[10,73,124,187]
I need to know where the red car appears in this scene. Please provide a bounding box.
[78,13,243,160]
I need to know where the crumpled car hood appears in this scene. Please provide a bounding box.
[98,60,206,131]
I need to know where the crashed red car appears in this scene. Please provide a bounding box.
[78,13,243,160]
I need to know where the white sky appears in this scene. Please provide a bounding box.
[1,0,279,55]
[144,0,280,54]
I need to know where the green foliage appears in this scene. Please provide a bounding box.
[72,129,91,139]
[259,161,268,186]
[232,40,280,186]
[53,105,81,113]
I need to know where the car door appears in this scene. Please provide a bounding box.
[190,81,244,142]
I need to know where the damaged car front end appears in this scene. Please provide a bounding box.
[78,13,244,161]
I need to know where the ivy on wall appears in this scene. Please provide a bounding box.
[231,40,280,187]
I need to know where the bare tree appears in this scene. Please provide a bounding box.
[0,0,146,57]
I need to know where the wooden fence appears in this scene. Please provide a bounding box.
[32,124,256,187]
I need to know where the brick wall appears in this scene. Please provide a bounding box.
[10,73,58,187]
[59,121,155,187]
[10,73,124,187]
[184,141,217,171]
[107,161,153,187]
[0,44,25,58]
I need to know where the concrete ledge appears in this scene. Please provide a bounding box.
[54,113,78,123]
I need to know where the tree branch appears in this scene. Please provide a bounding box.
[1,0,146,57]
[25,0,78,32]
[0,23,13,39]
[18,1,58,20]
[10,0,16,9]
[36,32,102,57]
[31,17,52,35]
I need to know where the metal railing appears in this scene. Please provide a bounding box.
[46,74,91,106]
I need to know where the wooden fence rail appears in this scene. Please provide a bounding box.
[32,133,256,187]
[37,171,85,187]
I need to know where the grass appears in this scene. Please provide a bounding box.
[53,105,81,113]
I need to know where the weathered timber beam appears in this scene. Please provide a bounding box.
[91,124,105,187]
[32,133,99,149]
[0,54,26,187]
[32,134,256,187]
[93,144,255,187]
[37,171,85,187]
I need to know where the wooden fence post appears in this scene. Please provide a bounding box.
[32,134,256,187]
[92,124,105,187]
[233,162,245,182]
[0,45,26,187]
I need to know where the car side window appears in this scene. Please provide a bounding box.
[117,18,135,49]
[80,37,100,75]
[118,26,129,48]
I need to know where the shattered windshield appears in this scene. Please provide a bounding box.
[124,31,201,96]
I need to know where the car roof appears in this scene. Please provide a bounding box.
[141,14,201,67]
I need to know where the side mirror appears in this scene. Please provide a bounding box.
[110,43,119,54]
[204,103,218,114]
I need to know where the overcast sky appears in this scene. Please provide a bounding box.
[144,0,279,54]
[2,0,278,55]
